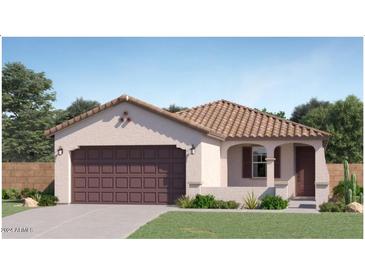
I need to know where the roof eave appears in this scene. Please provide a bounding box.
[44,95,224,141]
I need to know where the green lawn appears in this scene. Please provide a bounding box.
[128,211,363,239]
[2,200,32,217]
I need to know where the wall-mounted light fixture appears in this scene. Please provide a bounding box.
[190,144,196,155]
[120,117,124,122]
[57,147,63,156]
[123,111,128,116]
[127,117,131,122]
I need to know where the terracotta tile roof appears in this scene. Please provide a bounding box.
[45,95,330,139]
[176,99,330,139]
[44,95,225,139]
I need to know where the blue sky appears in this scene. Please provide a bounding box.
[2,37,363,117]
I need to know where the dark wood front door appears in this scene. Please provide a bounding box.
[295,146,315,197]
[71,145,186,204]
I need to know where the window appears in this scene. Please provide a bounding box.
[252,146,266,177]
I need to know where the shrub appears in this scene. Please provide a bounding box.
[21,188,41,199]
[38,194,58,206]
[211,200,239,209]
[260,195,288,210]
[243,192,260,209]
[176,196,194,208]
[319,201,345,212]
[192,194,216,208]
[176,195,239,209]
[3,188,21,200]
[2,189,8,199]
[226,200,240,209]
[211,199,228,209]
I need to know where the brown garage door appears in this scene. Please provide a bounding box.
[71,146,186,204]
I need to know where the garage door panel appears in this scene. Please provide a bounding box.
[88,192,100,202]
[158,163,169,174]
[116,163,128,174]
[101,149,113,160]
[101,177,113,188]
[74,192,86,202]
[173,177,185,188]
[143,149,156,159]
[143,192,157,203]
[129,192,142,203]
[101,192,114,202]
[143,163,156,174]
[72,145,186,204]
[88,177,100,188]
[158,149,170,159]
[158,192,168,203]
[129,177,142,188]
[173,149,185,159]
[87,150,99,160]
[173,163,185,174]
[116,149,129,160]
[116,192,128,202]
[144,177,157,188]
[101,164,114,173]
[74,163,86,174]
[116,177,128,188]
[88,164,100,174]
[158,177,169,188]
[130,150,142,159]
[130,163,142,173]
[73,150,86,160]
[74,177,86,188]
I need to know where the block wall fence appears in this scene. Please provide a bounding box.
[2,163,54,192]
[2,162,363,196]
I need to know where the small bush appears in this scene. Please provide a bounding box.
[3,188,21,200]
[176,195,239,209]
[319,201,345,212]
[21,188,41,199]
[226,200,240,209]
[260,195,288,210]
[243,192,260,209]
[2,189,8,199]
[211,199,228,209]
[192,194,216,208]
[176,196,194,208]
[38,194,59,206]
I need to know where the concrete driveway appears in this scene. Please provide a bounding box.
[2,204,173,239]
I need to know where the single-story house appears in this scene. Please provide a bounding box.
[45,95,331,208]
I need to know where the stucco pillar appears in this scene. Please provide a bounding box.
[314,142,329,208]
[266,158,275,187]
[265,146,275,188]
[220,146,228,187]
[54,149,72,203]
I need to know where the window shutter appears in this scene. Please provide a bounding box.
[274,146,281,178]
[242,146,252,178]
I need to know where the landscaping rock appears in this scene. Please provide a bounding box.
[23,197,38,208]
[346,202,363,213]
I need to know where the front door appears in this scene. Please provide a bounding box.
[295,146,315,197]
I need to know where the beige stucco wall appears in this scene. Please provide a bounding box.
[54,101,217,203]
[201,139,222,187]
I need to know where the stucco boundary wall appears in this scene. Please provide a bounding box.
[2,162,54,192]
[2,162,362,197]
